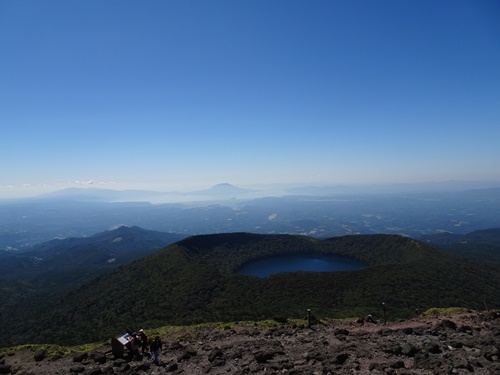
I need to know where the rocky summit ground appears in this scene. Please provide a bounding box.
[1,311,499,374]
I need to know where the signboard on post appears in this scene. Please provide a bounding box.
[111,333,133,358]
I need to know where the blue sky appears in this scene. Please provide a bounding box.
[1,0,499,198]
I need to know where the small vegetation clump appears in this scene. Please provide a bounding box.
[421,307,472,317]
[0,342,104,356]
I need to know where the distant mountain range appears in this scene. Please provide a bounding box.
[26,180,500,204]
[186,183,255,196]
[3,224,185,260]
[0,225,186,277]
[2,231,499,347]
[35,183,258,203]
[2,186,500,252]
[286,180,500,195]
[421,227,500,263]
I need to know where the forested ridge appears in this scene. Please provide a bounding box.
[2,233,500,348]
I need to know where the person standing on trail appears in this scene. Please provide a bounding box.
[130,333,141,359]
[150,336,162,365]
[138,329,149,356]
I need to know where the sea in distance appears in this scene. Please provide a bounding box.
[237,254,367,278]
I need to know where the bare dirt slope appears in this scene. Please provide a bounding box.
[1,311,499,374]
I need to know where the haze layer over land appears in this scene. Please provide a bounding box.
[1,0,499,198]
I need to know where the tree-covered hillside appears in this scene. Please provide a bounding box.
[2,233,499,347]
[0,226,186,328]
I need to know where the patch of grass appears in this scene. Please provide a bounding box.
[421,307,472,317]
[239,319,282,327]
[320,317,359,325]
[0,341,103,356]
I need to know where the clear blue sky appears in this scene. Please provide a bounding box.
[1,0,499,198]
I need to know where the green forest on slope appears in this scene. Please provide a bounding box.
[2,233,500,347]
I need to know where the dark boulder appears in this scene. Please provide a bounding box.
[422,341,442,354]
[254,350,283,363]
[333,352,349,365]
[177,349,197,362]
[208,347,224,363]
[401,342,420,357]
[33,349,47,362]
[333,328,349,336]
[69,365,85,373]
[165,362,178,372]
[436,319,457,330]
[73,352,88,363]
[84,366,102,375]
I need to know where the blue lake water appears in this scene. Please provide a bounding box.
[237,254,366,278]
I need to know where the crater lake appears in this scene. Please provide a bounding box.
[237,254,367,278]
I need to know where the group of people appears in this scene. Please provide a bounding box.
[128,329,163,365]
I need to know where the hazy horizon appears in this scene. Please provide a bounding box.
[2,179,500,203]
[2,1,499,199]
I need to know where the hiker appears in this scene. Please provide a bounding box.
[130,333,141,359]
[365,314,376,324]
[306,309,318,328]
[150,336,163,365]
[138,329,149,356]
